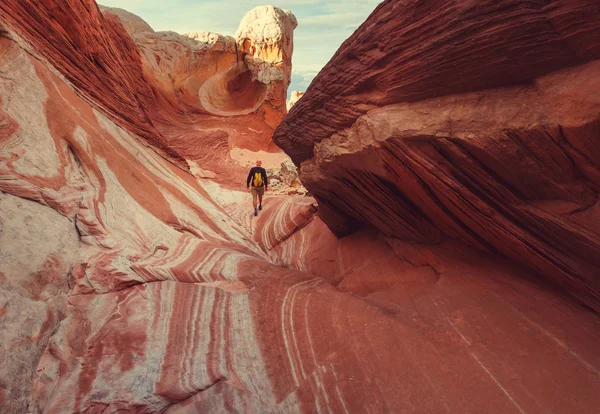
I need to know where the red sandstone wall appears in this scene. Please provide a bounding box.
[274,0,600,311]
[275,0,600,164]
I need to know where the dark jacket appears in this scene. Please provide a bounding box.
[247,167,268,188]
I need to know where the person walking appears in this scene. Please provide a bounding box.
[247,160,268,216]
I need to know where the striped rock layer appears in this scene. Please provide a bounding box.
[0,0,599,413]
[274,0,600,312]
[0,1,296,186]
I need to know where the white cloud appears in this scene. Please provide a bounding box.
[99,0,381,95]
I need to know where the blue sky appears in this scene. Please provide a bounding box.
[99,0,381,96]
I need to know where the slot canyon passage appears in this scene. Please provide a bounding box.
[0,0,600,411]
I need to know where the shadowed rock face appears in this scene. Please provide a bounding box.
[1,0,600,412]
[274,0,600,312]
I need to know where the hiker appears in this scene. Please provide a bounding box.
[246,160,268,216]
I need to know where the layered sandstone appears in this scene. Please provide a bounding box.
[0,1,297,185]
[1,0,600,412]
[274,0,600,312]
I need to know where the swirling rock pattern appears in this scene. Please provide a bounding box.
[0,0,297,186]
[274,0,600,312]
[0,0,599,412]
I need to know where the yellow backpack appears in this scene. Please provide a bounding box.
[253,172,263,187]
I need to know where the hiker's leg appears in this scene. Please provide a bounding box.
[251,188,258,209]
[258,189,263,207]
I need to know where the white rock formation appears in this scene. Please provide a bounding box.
[287,90,304,111]
[235,6,298,86]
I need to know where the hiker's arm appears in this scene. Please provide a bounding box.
[246,169,253,188]
[263,170,268,190]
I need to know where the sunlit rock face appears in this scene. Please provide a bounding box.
[274,0,600,312]
[236,6,297,87]
[1,0,600,412]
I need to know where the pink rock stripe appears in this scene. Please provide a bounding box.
[254,196,318,251]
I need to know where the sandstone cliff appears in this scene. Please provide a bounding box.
[1,0,599,412]
[274,0,600,313]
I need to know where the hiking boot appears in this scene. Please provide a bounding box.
[259,205,262,211]
[254,209,258,216]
